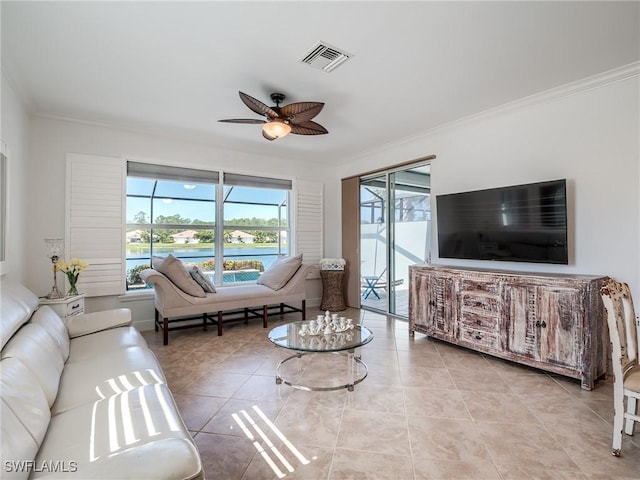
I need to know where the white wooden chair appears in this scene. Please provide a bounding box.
[600,277,640,456]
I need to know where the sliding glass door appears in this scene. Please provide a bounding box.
[360,164,431,317]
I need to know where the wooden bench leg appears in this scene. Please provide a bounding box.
[217,311,223,336]
[154,309,159,331]
[244,307,249,324]
[263,305,268,328]
[163,317,169,346]
[203,313,207,331]
[280,302,284,315]
[302,300,306,320]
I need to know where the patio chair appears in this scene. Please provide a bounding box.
[361,268,404,299]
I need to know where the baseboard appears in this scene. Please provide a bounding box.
[134,318,156,332]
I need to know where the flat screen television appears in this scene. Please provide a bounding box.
[436,179,568,264]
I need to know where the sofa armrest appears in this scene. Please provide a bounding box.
[66,308,132,338]
[140,268,203,311]
[277,264,314,295]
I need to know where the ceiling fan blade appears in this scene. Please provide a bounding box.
[239,92,279,118]
[279,102,324,124]
[218,118,266,124]
[262,129,276,141]
[290,121,329,136]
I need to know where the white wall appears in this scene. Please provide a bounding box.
[0,72,29,283]
[25,117,335,325]
[338,73,640,302]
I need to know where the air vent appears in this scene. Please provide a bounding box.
[301,42,352,73]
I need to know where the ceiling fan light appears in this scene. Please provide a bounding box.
[262,119,291,139]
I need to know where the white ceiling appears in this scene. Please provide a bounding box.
[2,1,639,165]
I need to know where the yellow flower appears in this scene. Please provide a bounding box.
[56,258,89,274]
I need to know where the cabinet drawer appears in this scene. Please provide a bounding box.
[65,299,85,317]
[459,310,498,332]
[459,279,501,295]
[459,327,500,350]
[460,293,500,314]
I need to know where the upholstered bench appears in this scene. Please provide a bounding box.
[140,254,311,345]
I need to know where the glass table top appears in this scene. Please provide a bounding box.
[268,320,374,353]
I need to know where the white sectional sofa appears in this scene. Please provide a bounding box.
[0,279,202,480]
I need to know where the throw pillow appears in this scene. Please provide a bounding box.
[151,255,166,270]
[190,266,216,293]
[256,254,303,291]
[154,254,206,297]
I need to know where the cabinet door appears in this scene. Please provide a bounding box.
[410,270,455,341]
[410,270,431,331]
[505,284,538,360]
[426,273,456,341]
[536,287,582,369]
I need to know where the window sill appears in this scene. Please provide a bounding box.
[118,291,154,302]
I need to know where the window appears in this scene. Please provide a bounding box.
[125,163,291,290]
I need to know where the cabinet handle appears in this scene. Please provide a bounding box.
[71,303,80,310]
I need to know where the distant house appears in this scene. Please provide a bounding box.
[228,230,254,244]
[126,230,143,243]
[171,230,200,244]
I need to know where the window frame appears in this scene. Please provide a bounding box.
[125,164,293,290]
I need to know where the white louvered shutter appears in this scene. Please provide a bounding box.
[294,180,323,278]
[66,153,125,296]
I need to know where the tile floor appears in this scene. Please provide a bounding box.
[142,309,640,480]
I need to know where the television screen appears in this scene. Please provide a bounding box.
[436,179,568,264]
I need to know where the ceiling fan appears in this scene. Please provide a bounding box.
[219,91,328,141]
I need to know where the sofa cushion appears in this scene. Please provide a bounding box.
[29,306,70,361]
[52,346,166,415]
[256,254,303,291]
[67,326,148,363]
[190,266,216,293]
[35,383,202,480]
[1,324,65,407]
[153,255,206,298]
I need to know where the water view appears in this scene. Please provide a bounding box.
[126,245,285,277]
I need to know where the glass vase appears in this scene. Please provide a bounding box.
[67,275,79,296]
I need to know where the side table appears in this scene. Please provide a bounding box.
[319,270,346,311]
[39,294,86,321]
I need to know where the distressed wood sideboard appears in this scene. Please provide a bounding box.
[409,265,608,390]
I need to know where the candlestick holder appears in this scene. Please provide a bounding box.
[44,238,65,299]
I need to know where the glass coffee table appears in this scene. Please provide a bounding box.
[268,320,374,392]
